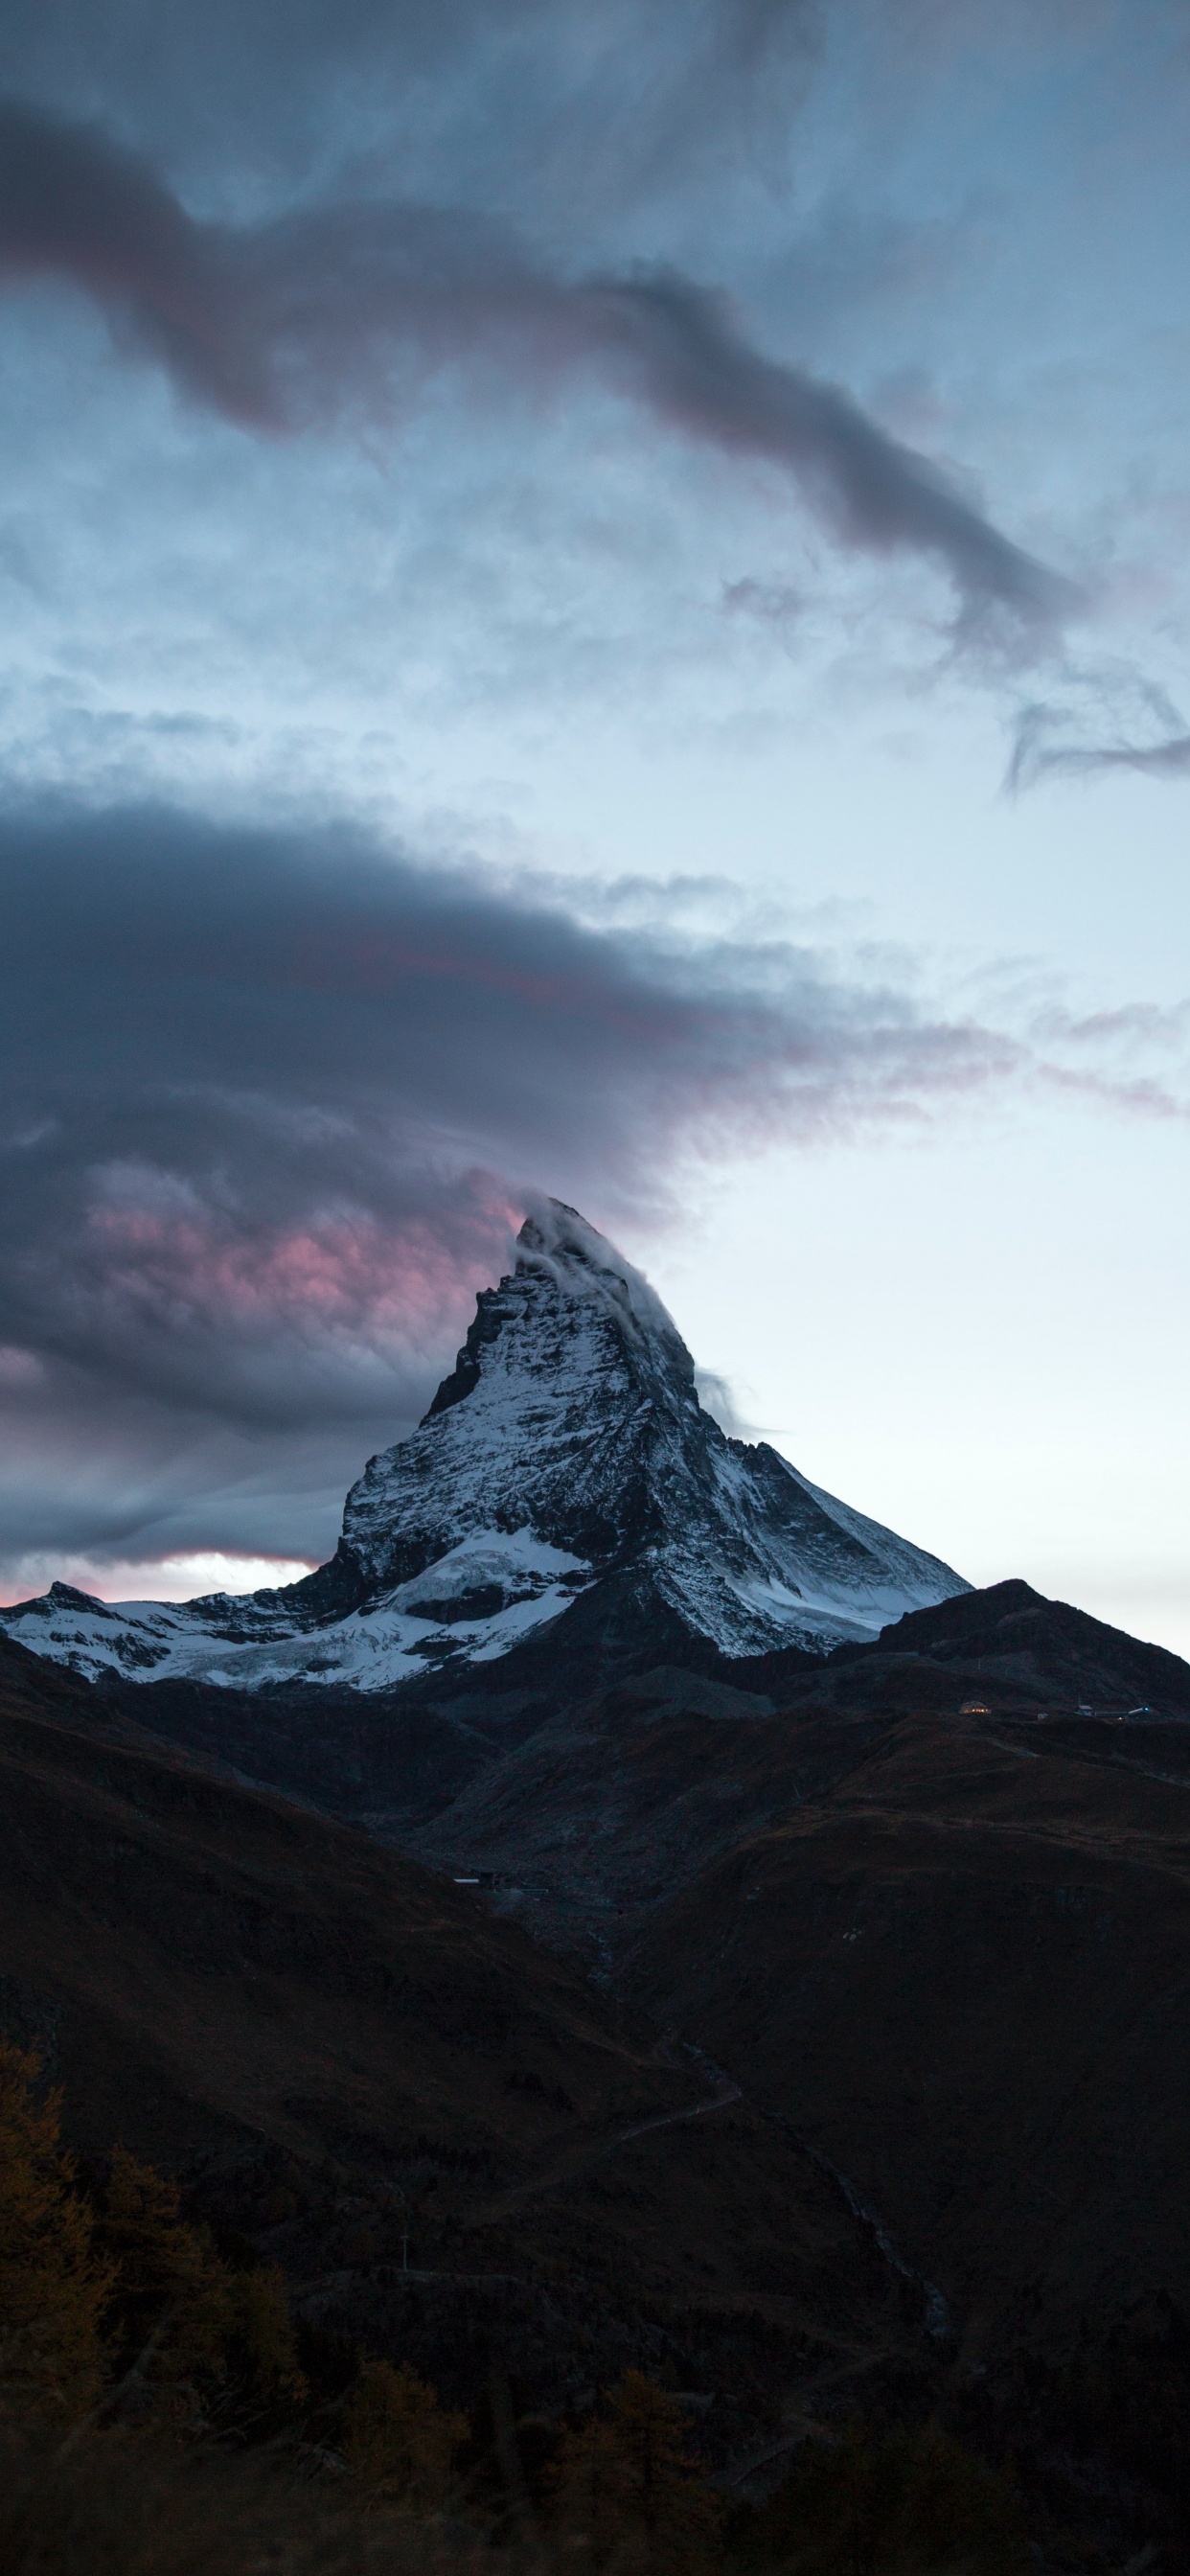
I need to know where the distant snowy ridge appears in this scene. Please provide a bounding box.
[0,1199,969,1690]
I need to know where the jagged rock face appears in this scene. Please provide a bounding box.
[339,1205,698,1593]
[0,1200,968,1689]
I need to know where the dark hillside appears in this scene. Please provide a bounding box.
[78,1583,1190,1893]
[9,1611,1190,2551]
[0,1636,924,2455]
[399,1583,1190,1954]
[712,1576,1190,1714]
[828,1576,1190,1712]
[630,1700,1190,2354]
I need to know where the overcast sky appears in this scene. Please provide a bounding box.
[1,0,1187,1651]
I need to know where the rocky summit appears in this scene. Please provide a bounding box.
[0,1199,967,1690]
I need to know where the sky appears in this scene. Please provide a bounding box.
[0,0,1187,1652]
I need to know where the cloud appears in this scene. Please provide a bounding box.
[0,791,1033,1578]
[1,793,1185,1587]
[1012,724,1190,790]
[1006,666,1190,792]
[0,96,1072,630]
[0,1,821,207]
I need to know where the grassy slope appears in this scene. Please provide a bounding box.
[631,1702,1190,2352]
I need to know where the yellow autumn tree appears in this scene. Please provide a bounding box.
[83,2142,305,2437]
[92,2146,210,2361]
[191,2263,309,2432]
[551,2371,721,2570]
[0,2040,111,2425]
[342,2358,468,2508]
[75,2143,303,2436]
[551,2410,640,2565]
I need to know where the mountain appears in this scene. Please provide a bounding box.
[0,1199,968,1690]
[7,1258,1190,2548]
[394,1576,1190,1950]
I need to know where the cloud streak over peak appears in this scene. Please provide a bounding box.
[0,95,1072,631]
[0,794,1184,1594]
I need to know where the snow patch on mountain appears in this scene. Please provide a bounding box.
[3,1529,595,1690]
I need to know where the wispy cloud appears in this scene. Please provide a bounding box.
[0,97,1072,631]
[1012,724,1190,791]
[1008,668,1190,791]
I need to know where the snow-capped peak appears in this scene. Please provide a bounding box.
[0,1199,970,1690]
[515,1198,688,1357]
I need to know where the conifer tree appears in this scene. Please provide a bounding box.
[552,2371,721,2569]
[0,2040,111,2424]
[92,2145,210,2364]
[342,2358,468,2507]
[86,2143,306,2433]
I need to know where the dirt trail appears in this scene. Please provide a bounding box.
[475,2079,743,2221]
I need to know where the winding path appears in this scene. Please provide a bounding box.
[475,2075,744,2222]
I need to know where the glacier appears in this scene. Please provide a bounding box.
[0,1199,969,1689]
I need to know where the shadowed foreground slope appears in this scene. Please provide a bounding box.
[630,1692,1190,2353]
[0,1635,923,2456]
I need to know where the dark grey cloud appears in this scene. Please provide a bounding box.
[2,796,1185,1583]
[0,794,1019,1575]
[0,97,1071,629]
